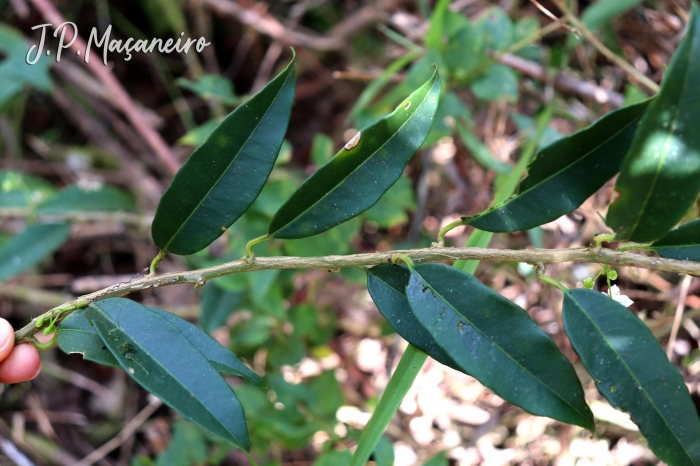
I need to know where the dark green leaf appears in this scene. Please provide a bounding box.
[563,289,700,464]
[607,5,700,241]
[57,309,119,367]
[651,218,700,261]
[59,304,264,388]
[406,263,594,429]
[152,54,296,254]
[200,283,241,333]
[37,185,136,213]
[0,223,70,282]
[366,264,460,371]
[268,70,441,239]
[362,175,415,228]
[466,99,652,232]
[85,298,250,449]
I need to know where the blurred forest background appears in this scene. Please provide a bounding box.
[0,0,699,465]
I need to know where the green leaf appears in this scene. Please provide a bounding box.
[607,5,700,242]
[36,185,136,213]
[57,309,120,368]
[314,450,352,466]
[475,7,513,52]
[177,74,239,105]
[0,25,52,107]
[650,218,700,261]
[155,420,208,466]
[200,284,241,334]
[177,119,220,147]
[424,452,449,466]
[0,223,70,282]
[366,264,460,371]
[443,13,483,80]
[59,305,264,388]
[371,436,394,466]
[425,0,451,49]
[466,98,652,232]
[152,54,296,255]
[0,170,55,207]
[471,63,518,102]
[582,0,644,32]
[362,175,415,228]
[84,298,250,449]
[406,263,594,429]
[268,70,441,239]
[563,289,700,464]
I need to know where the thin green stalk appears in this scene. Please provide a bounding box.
[245,234,269,259]
[454,103,554,273]
[149,250,167,276]
[437,219,468,246]
[350,344,428,466]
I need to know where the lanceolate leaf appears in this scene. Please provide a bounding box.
[607,5,700,242]
[152,54,296,255]
[563,289,700,464]
[366,265,460,371]
[85,298,251,449]
[406,263,594,429]
[465,99,652,232]
[267,70,441,239]
[0,223,70,282]
[650,218,700,261]
[37,185,136,213]
[58,306,264,388]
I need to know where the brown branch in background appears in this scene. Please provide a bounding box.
[498,53,625,106]
[50,86,163,208]
[74,396,162,466]
[27,0,181,176]
[200,0,383,51]
[666,275,694,358]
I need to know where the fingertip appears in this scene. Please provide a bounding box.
[0,343,41,384]
[0,319,14,362]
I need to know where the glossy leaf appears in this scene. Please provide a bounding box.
[563,289,700,464]
[200,284,241,334]
[366,264,460,371]
[406,263,594,429]
[58,305,264,388]
[36,185,136,213]
[85,298,250,449]
[466,99,652,232]
[268,70,441,239]
[0,223,70,282]
[650,218,700,261]
[152,54,296,254]
[607,5,700,241]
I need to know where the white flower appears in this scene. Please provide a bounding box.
[602,285,634,307]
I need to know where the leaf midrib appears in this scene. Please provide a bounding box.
[415,273,591,425]
[91,303,243,445]
[566,294,694,462]
[163,70,292,252]
[270,76,437,237]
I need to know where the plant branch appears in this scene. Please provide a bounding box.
[549,0,660,94]
[0,207,152,228]
[14,246,700,343]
